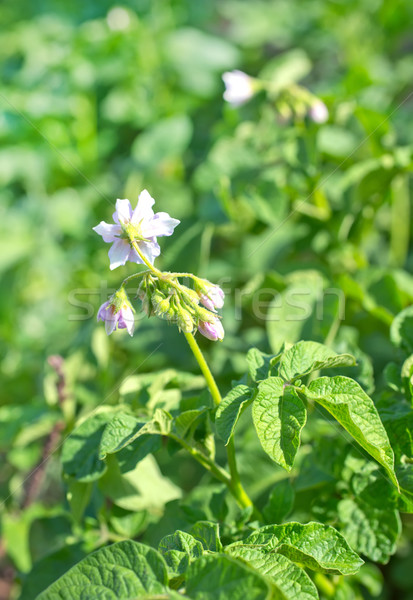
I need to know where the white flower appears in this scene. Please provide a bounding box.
[93,189,180,270]
[97,299,135,336]
[222,70,255,106]
[309,100,329,124]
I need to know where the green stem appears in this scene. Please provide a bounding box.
[313,573,336,598]
[130,240,164,278]
[184,332,221,407]
[183,331,257,515]
[170,434,231,486]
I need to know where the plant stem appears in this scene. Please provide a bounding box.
[313,573,336,598]
[183,331,221,407]
[170,434,231,486]
[184,331,256,514]
[130,240,164,278]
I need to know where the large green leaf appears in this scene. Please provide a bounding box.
[98,455,181,512]
[132,115,193,168]
[190,521,223,552]
[252,377,306,471]
[158,531,204,578]
[390,305,413,353]
[36,541,168,599]
[337,498,401,563]
[226,547,318,600]
[278,341,355,382]
[306,376,398,488]
[239,522,363,575]
[61,412,113,482]
[215,385,254,444]
[263,480,295,524]
[185,554,271,600]
[246,348,276,383]
[99,409,172,459]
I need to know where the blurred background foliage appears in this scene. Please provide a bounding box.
[1,0,413,598]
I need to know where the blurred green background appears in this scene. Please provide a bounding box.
[1,0,413,598]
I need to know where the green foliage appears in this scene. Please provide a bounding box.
[236,522,363,575]
[252,377,307,471]
[36,541,169,599]
[2,0,413,597]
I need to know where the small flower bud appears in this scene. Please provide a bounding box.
[195,305,217,323]
[309,100,329,124]
[193,279,225,312]
[176,308,195,333]
[198,316,225,342]
[97,288,135,336]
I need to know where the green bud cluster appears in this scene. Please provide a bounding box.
[137,273,218,333]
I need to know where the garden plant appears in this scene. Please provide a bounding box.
[1,1,413,599]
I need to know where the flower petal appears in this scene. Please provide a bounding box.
[143,212,180,237]
[128,240,161,265]
[108,238,131,270]
[118,305,135,336]
[93,221,122,243]
[131,189,155,224]
[105,315,118,335]
[115,198,133,224]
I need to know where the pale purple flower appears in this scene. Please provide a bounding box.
[222,70,255,106]
[198,317,225,342]
[93,189,180,270]
[309,100,329,124]
[97,300,135,336]
[199,285,225,312]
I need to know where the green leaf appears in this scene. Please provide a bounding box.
[61,412,112,482]
[226,547,318,600]
[174,408,208,439]
[391,305,413,353]
[259,49,312,92]
[246,348,275,383]
[99,413,144,458]
[317,126,358,157]
[116,435,162,474]
[252,377,307,471]
[36,541,168,599]
[185,554,271,600]
[158,531,204,577]
[98,454,181,512]
[279,341,355,382]
[239,522,363,575]
[66,480,92,524]
[263,480,295,524]
[215,385,254,444]
[190,521,223,552]
[397,464,413,512]
[337,498,401,563]
[266,271,339,353]
[306,376,398,488]
[132,115,193,168]
[99,409,172,459]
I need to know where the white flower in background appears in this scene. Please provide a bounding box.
[222,70,255,106]
[309,100,329,123]
[93,189,180,270]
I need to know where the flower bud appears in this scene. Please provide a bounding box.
[194,279,225,312]
[176,308,195,333]
[198,316,224,342]
[309,100,329,124]
[97,288,135,336]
